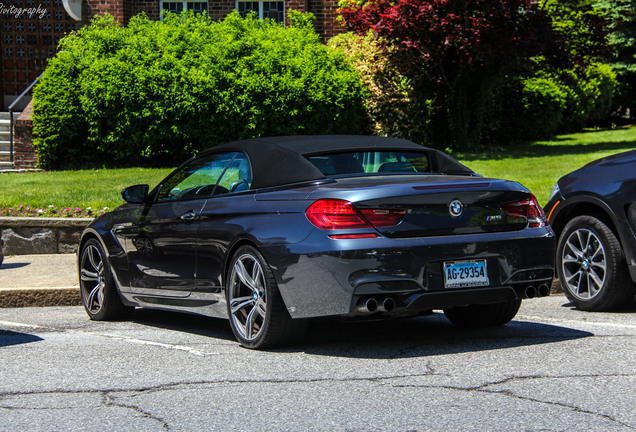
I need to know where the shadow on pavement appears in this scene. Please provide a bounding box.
[0,330,44,347]
[0,262,30,270]
[130,309,236,343]
[559,297,636,312]
[297,313,593,359]
[126,309,593,358]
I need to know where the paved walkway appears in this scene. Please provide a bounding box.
[0,254,80,307]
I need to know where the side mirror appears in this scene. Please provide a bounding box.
[121,184,149,204]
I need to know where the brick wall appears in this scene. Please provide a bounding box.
[83,0,126,24]
[308,0,344,40]
[77,0,344,39]
[126,0,160,21]
[208,1,235,21]
[13,101,37,170]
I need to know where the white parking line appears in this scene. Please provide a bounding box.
[517,314,636,330]
[0,320,219,356]
[0,320,44,329]
[78,331,220,356]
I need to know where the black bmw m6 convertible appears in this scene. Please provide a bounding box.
[78,136,555,348]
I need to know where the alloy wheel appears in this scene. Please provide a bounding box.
[80,243,106,313]
[561,228,606,300]
[228,253,268,341]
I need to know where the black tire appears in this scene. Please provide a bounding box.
[79,238,133,321]
[557,215,635,311]
[443,298,522,327]
[226,245,306,349]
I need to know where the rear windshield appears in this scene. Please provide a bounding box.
[307,151,431,176]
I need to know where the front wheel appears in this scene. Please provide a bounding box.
[557,215,635,311]
[79,238,133,320]
[226,245,306,349]
[443,298,522,327]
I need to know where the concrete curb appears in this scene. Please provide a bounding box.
[0,253,80,308]
[0,287,81,308]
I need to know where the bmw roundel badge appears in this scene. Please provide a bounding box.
[449,200,464,217]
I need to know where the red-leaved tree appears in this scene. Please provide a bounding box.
[339,0,558,148]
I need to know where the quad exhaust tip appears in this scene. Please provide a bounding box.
[525,285,537,299]
[525,284,550,299]
[356,297,396,314]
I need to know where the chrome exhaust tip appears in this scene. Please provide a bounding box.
[525,285,537,299]
[538,284,550,297]
[382,297,396,312]
[356,298,378,314]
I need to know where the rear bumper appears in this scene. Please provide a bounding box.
[262,228,555,319]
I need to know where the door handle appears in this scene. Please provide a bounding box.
[180,210,197,222]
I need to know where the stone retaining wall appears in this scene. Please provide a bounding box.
[0,217,92,254]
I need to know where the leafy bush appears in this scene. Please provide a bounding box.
[517,77,569,139]
[504,63,618,140]
[33,12,367,169]
[328,31,429,144]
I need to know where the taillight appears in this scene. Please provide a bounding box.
[501,194,547,228]
[358,208,407,227]
[306,199,369,229]
[306,199,405,230]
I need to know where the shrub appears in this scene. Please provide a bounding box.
[519,76,569,139]
[503,62,618,140]
[32,12,367,169]
[328,31,429,144]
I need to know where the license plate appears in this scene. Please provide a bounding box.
[444,260,489,288]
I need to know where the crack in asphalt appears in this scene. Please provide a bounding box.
[0,369,438,400]
[2,369,634,430]
[103,392,171,431]
[393,373,636,430]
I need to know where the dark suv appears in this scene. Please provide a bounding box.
[545,150,636,311]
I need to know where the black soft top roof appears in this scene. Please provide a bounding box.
[206,135,473,189]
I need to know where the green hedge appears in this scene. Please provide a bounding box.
[33,12,367,169]
[502,63,618,140]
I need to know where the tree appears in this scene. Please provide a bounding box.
[339,0,557,149]
[597,0,636,116]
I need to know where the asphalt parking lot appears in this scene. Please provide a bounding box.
[1,296,635,431]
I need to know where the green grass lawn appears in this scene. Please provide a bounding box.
[1,126,635,215]
[455,125,636,205]
[0,167,173,216]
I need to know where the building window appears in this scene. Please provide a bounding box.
[160,1,208,15]
[236,0,284,22]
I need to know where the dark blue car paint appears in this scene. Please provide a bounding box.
[81,174,555,320]
[545,149,636,281]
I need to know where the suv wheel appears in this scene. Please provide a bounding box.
[557,215,635,311]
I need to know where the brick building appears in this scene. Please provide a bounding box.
[0,0,343,110]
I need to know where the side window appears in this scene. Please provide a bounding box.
[215,153,252,195]
[156,152,237,202]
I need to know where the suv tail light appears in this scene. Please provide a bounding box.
[306,199,405,231]
[501,195,547,228]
